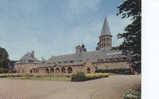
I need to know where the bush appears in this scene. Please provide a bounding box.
[71,72,87,81]
[95,68,132,74]
[124,89,141,99]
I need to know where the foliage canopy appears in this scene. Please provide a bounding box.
[117,0,141,73]
[0,47,10,72]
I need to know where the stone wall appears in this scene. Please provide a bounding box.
[14,63,42,73]
[14,61,129,74]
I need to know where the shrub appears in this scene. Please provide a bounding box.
[95,68,132,74]
[71,72,87,81]
[124,89,141,99]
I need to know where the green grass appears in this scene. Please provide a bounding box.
[20,76,71,81]
[0,73,21,77]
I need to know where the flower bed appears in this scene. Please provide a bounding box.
[124,89,141,99]
[85,73,109,79]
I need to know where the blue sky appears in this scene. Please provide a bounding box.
[0,0,130,60]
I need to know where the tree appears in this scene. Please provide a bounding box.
[117,0,141,73]
[0,47,10,72]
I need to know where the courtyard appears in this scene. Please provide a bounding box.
[0,75,141,99]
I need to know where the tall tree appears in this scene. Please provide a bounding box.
[0,47,10,72]
[117,0,141,73]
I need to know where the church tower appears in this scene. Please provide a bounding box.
[96,17,112,50]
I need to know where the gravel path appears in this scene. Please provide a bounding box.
[0,75,141,99]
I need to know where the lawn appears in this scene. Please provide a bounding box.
[0,73,71,81]
[14,76,71,81]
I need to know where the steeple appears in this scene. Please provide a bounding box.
[101,17,111,36]
[96,17,112,50]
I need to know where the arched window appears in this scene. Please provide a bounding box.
[30,69,32,73]
[67,67,73,73]
[46,68,49,73]
[55,68,60,73]
[87,68,91,73]
[35,68,39,73]
[61,67,66,73]
[50,68,54,73]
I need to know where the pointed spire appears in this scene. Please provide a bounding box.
[101,17,111,35]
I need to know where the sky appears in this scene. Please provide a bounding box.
[0,0,131,60]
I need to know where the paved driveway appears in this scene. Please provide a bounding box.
[0,75,141,99]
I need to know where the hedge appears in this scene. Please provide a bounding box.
[95,68,132,74]
[71,72,87,81]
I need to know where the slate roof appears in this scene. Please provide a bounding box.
[17,51,40,64]
[47,49,125,66]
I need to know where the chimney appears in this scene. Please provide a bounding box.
[75,44,87,56]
